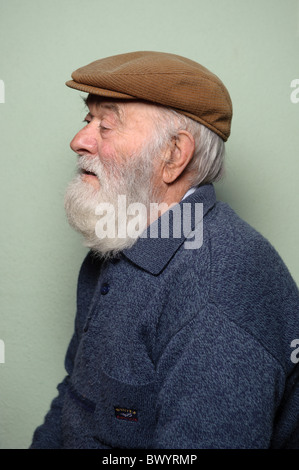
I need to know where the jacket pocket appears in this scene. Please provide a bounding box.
[93,367,158,449]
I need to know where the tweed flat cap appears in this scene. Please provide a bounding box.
[66,51,232,141]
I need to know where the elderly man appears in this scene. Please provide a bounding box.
[30,51,299,449]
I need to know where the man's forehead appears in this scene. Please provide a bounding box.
[84,94,158,122]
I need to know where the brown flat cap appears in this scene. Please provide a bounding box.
[66,51,232,141]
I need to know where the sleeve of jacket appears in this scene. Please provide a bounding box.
[152,304,286,449]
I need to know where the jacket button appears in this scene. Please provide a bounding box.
[100,282,110,295]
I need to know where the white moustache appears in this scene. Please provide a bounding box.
[76,155,103,179]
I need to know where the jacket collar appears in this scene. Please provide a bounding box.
[122,184,216,275]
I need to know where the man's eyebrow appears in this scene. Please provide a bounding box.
[82,96,124,122]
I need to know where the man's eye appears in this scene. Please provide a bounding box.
[99,124,111,132]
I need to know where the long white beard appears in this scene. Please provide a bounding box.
[64,146,160,259]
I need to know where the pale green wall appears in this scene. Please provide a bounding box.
[0,0,298,449]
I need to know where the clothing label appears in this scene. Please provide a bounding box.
[114,406,138,422]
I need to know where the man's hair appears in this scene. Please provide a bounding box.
[152,106,225,187]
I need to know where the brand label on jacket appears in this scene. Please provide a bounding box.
[114,406,138,422]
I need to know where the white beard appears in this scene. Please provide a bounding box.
[64,145,160,259]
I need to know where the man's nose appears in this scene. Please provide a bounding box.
[70,127,98,155]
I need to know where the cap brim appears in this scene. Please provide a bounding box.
[65,80,135,100]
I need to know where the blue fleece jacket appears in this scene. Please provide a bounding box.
[30,184,299,449]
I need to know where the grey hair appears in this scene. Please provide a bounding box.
[152,106,225,186]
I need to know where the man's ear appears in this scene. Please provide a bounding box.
[162,130,195,184]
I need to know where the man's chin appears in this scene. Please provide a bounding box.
[64,182,141,259]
